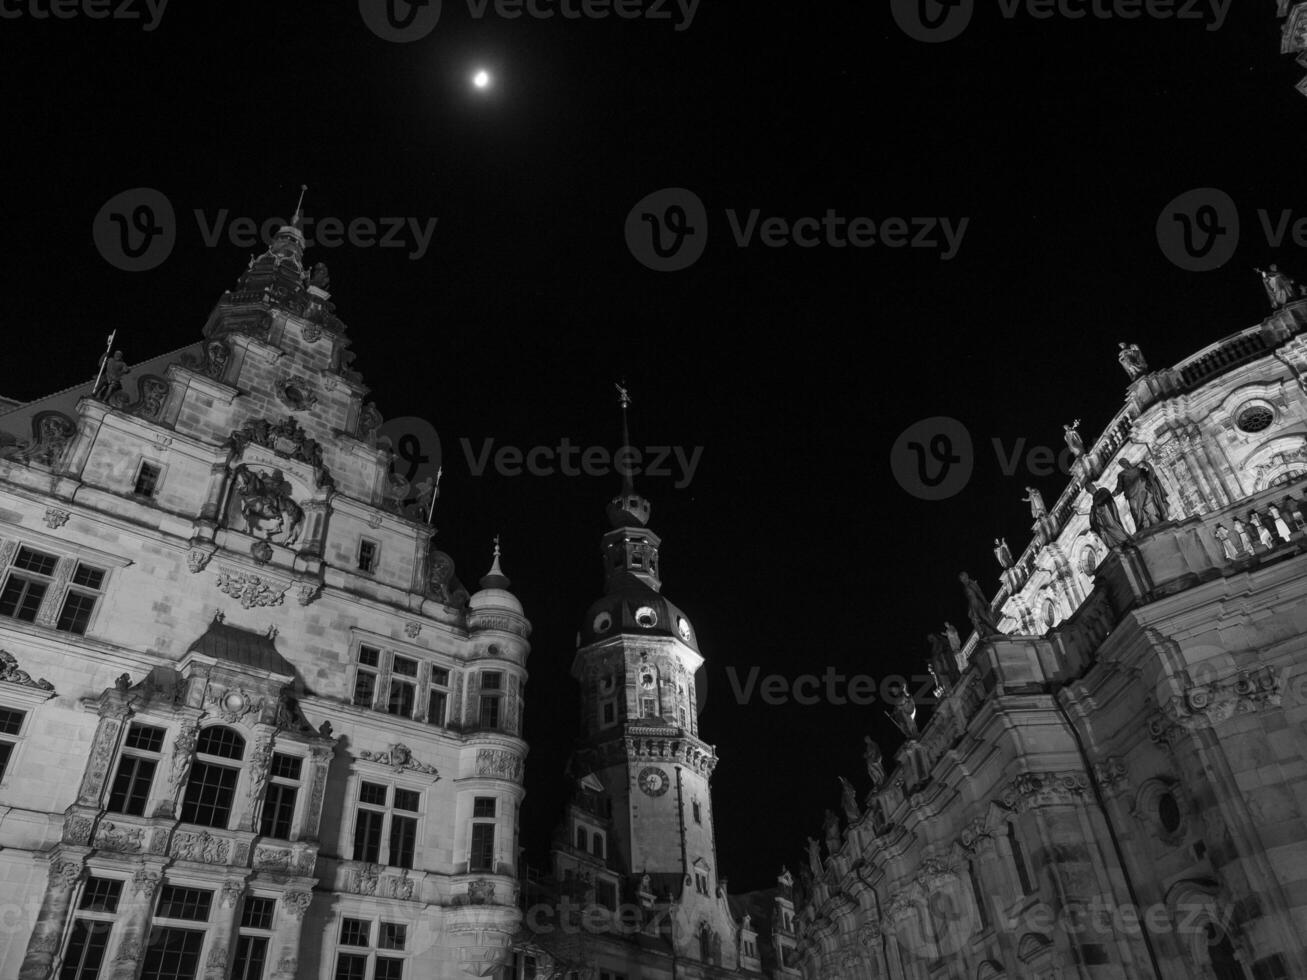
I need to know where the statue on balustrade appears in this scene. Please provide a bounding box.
[1022,486,1047,520]
[1063,420,1085,458]
[863,736,885,789]
[1087,482,1131,548]
[1118,342,1148,380]
[959,572,1003,640]
[1115,459,1169,531]
[993,537,1014,569]
[1258,264,1301,310]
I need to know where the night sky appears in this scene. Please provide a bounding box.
[2,0,1305,892]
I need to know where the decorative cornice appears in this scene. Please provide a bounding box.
[358,743,440,779]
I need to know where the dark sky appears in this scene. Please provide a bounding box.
[2,0,1305,892]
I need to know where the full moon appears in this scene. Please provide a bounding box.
[472,69,492,90]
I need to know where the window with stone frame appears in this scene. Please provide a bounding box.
[478,671,504,731]
[56,562,107,635]
[179,726,245,829]
[139,884,214,980]
[259,753,302,840]
[230,895,276,980]
[133,460,163,498]
[427,667,450,727]
[0,546,58,623]
[0,706,27,783]
[352,781,422,870]
[469,796,497,872]
[352,645,382,709]
[106,723,166,816]
[1008,822,1033,895]
[334,916,407,980]
[387,655,418,718]
[59,876,123,980]
[357,538,379,574]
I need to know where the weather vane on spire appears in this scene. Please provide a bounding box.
[292,184,308,227]
[493,533,501,558]
[615,381,631,408]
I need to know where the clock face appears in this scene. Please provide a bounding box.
[677,617,692,641]
[638,766,669,797]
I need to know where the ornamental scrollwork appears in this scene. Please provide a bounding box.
[215,570,287,609]
[0,649,55,691]
[281,890,312,920]
[475,749,523,783]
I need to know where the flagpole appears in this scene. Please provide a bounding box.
[91,329,116,396]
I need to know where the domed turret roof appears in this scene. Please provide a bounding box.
[469,537,522,616]
[581,584,698,652]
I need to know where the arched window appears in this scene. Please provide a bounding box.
[1043,598,1058,629]
[180,726,245,829]
[592,832,605,859]
[576,826,588,851]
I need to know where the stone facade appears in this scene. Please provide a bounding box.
[0,216,528,979]
[1280,1,1307,97]
[795,306,1307,979]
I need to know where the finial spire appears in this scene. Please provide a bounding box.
[292,184,308,229]
[479,534,511,590]
[615,380,634,494]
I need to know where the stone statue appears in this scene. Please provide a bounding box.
[926,633,958,690]
[863,736,885,789]
[231,465,304,546]
[318,721,333,738]
[838,776,860,823]
[1022,486,1047,520]
[1118,342,1148,380]
[887,693,919,739]
[1269,504,1294,541]
[1284,497,1307,532]
[1259,264,1300,309]
[806,836,822,876]
[1114,460,1169,531]
[114,673,131,692]
[959,572,1003,640]
[823,809,841,853]
[1214,524,1239,560]
[1234,518,1254,554]
[310,262,331,290]
[943,622,961,653]
[1087,482,1131,548]
[94,350,131,401]
[993,537,1014,569]
[1249,512,1274,549]
[1063,419,1084,458]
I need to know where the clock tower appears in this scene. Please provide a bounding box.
[536,390,742,973]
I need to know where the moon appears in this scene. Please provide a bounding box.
[472,69,492,91]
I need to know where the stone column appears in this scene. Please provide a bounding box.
[108,865,166,980]
[18,857,85,980]
[268,890,314,980]
[34,557,76,628]
[300,742,336,842]
[70,694,133,823]
[238,724,277,833]
[202,880,247,980]
[155,716,201,818]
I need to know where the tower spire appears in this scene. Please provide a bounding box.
[605,382,651,529]
[292,184,308,229]
[615,380,634,495]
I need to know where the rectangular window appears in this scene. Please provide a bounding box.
[470,822,495,872]
[641,697,657,717]
[140,885,212,980]
[428,667,450,727]
[260,752,301,840]
[358,539,378,573]
[179,760,239,828]
[378,923,407,951]
[353,646,381,709]
[335,954,368,980]
[0,707,26,782]
[134,461,162,497]
[473,797,496,819]
[341,918,372,947]
[388,814,417,869]
[601,701,615,726]
[231,936,268,980]
[387,679,415,718]
[692,801,702,824]
[0,547,61,623]
[354,808,385,864]
[481,671,502,690]
[107,723,165,816]
[1009,824,1033,894]
[56,564,106,636]
[375,959,404,980]
[479,695,501,730]
[59,878,123,980]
